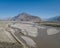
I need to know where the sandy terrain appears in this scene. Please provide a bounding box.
[0,22,23,48]
[0,27,16,43]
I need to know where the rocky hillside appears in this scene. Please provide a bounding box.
[11,13,41,22]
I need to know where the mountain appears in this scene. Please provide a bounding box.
[11,13,41,22]
[47,16,60,22]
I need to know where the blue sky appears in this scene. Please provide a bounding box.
[0,0,60,19]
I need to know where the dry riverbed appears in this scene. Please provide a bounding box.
[0,21,60,48]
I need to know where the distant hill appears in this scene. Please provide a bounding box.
[11,13,41,22]
[47,16,60,22]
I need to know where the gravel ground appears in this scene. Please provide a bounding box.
[14,25,60,48]
[0,42,23,48]
[7,23,60,48]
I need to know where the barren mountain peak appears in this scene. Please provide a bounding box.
[11,12,41,22]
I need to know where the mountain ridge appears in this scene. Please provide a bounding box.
[47,16,60,22]
[10,12,41,22]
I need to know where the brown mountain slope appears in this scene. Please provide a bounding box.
[11,13,41,22]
